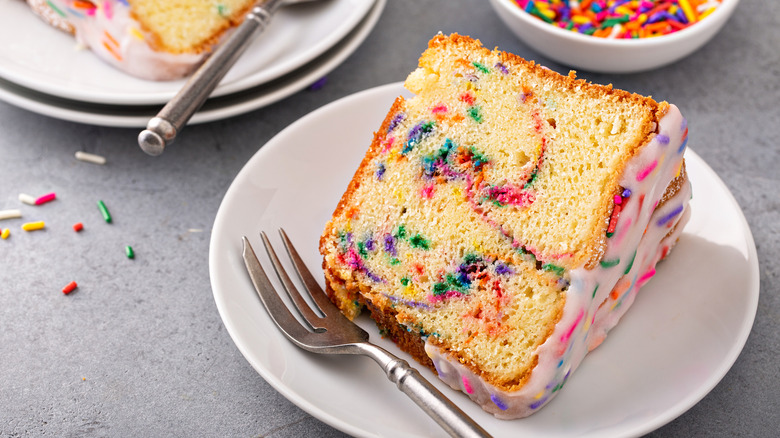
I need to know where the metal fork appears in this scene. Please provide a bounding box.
[241,230,492,438]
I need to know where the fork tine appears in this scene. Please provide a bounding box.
[277,228,342,317]
[241,236,314,345]
[259,231,325,331]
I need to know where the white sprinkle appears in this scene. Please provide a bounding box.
[0,209,22,220]
[18,193,36,205]
[75,151,107,165]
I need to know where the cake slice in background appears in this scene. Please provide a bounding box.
[25,0,255,80]
[319,34,692,419]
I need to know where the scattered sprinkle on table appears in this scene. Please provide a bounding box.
[35,192,57,205]
[97,200,112,223]
[21,221,46,231]
[75,151,107,165]
[73,222,84,232]
[18,193,36,205]
[125,245,135,259]
[1,228,10,240]
[0,209,22,220]
[62,281,78,295]
[513,0,724,38]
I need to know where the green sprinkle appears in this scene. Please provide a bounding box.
[468,106,483,123]
[400,277,410,286]
[390,258,401,266]
[542,263,565,276]
[357,242,368,258]
[216,4,229,17]
[125,245,134,259]
[46,0,67,17]
[472,61,491,74]
[592,284,599,298]
[409,234,430,250]
[97,200,112,223]
[394,225,407,239]
[624,251,636,275]
[600,258,620,268]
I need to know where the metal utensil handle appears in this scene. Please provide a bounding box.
[359,343,493,438]
[138,0,283,156]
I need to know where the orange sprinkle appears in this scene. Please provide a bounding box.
[102,41,123,61]
[103,30,119,48]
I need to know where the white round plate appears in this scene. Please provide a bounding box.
[0,0,374,105]
[0,0,384,128]
[209,83,759,437]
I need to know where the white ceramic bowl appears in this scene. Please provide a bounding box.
[488,0,740,73]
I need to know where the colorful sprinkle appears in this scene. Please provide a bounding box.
[35,192,57,205]
[462,375,474,394]
[18,193,37,206]
[125,245,135,259]
[512,0,723,39]
[1,228,10,239]
[22,221,46,231]
[62,281,78,295]
[636,160,658,181]
[73,222,84,232]
[75,151,107,165]
[97,200,112,223]
[491,394,509,410]
[0,209,22,220]
[657,204,684,226]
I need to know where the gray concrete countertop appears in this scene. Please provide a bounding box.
[1,0,778,436]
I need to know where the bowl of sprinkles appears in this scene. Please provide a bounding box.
[488,0,739,73]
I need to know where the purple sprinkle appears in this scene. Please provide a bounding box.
[376,162,386,181]
[494,263,512,275]
[388,113,405,132]
[308,76,327,91]
[384,234,396,256]
[656,205,684,226]
[656,133,670,145]
[490,394,509,411]
[529,395,548,410]
[494,62,509,75]
[385,294,432,310]
[364,238,375,251]
[622,188,632,198]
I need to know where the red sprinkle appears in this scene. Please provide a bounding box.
[73,222,84,232]
[62,281,78,295]
[607,202,623,234]
[35,192,57,205]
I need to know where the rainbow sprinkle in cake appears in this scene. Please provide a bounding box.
[319,34,691,419]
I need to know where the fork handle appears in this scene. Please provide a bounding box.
[137,0,284,156]
[360,344,492,438]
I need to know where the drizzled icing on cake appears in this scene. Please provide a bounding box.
[427,105,690,418]
[29,0,211,80]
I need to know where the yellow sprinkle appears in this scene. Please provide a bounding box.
[674,161,683,178]
[615,6,633,15]
[679,0,697,23]
[129,26,145,41]
[22,221,45,231]
[571,15,591,25]
[1,228,10,239]
[698,8,716,19]
[638,13,648,24]
[534,391,545,400]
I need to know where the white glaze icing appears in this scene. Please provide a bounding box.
[426,105,692,419]
[30,0,206,81]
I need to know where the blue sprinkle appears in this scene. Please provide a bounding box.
[490,394,509,411]
[494,263,512,275]
[622,188,632,198]
[678,136,688,154]
[308,76,327,91]
[657,205,684,226]
[376,162,386,180]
